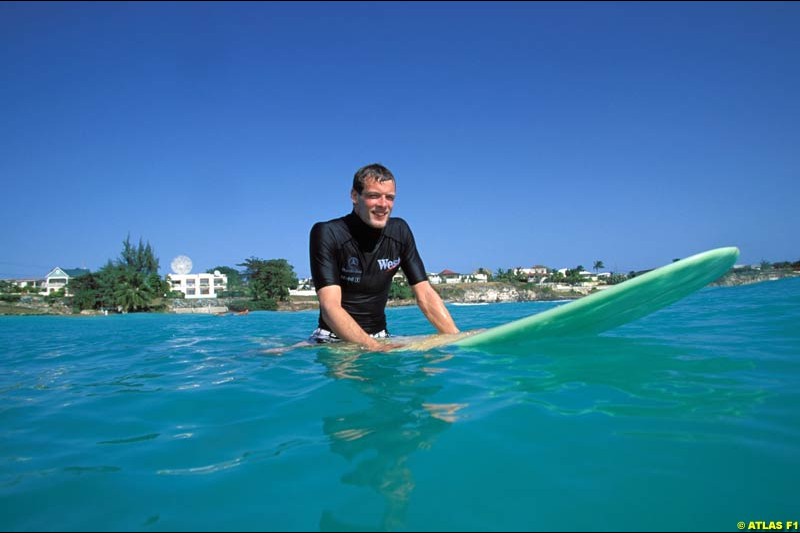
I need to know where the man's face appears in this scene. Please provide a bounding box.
[351,178,396,229]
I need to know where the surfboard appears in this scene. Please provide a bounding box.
[398,247,739,352]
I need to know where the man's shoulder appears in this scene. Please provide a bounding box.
[385,217,413,238]
[312,215,349,234]
[313,217,347,229]
[314,213,349,226]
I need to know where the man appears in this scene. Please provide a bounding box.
[309,163,459,351]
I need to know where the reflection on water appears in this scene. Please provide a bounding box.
[472,337,770,456]
[311,331,770,531]
[485,335,766,430]
[316,349,465,532]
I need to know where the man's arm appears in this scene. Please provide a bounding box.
[412,281,459,334]
[317,285,387,351]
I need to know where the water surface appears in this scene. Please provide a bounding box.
[2,279,798,531]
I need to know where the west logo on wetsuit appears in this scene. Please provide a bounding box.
[377,257,401,271]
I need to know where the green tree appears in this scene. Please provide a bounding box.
[566,265,586,286]
[120,235,160,274]
[96,261,123,309]
[75,237,169,313]
[388,279,413,300]
[44,288,66,303]
[238,257,298,304]
[69,273,101,311]
[607,273,629,285]
[207,266,244,296]
[548,270,565,283]
[0,280,15,294]
[493,268,525,283]
[114,267,156,312]
[593,260,605,274]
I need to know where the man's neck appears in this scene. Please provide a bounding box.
[346,211,384,253]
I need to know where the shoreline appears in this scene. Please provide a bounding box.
[2,270,797,317]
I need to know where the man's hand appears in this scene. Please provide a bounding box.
[370,341,406,353]
[318,285,395,351]
[412,281,459,334]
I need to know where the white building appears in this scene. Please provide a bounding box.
[439,269,461,284]
[289,277,317,297]
[428,272,443,285]
[428,269,490,284]
[468,272,489,283]
[168,271,228,299]
[12,279,45,291]
[516,265,549,276]
[43,267,90,296]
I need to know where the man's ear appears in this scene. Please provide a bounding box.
[350,189,358,205]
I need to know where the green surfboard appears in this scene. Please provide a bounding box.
[399,247,739,352]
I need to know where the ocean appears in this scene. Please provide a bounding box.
[1,278,798,531]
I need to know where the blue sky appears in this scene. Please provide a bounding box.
[1,1,798,279]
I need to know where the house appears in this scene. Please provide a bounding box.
[168,270,228,299]
[289,278,317,297]
[469,271,489,283]
[429,269,489,284]
[43,267,90,296]
[12,279,45,291]
[516,265,549,276]
[439,269,461,284]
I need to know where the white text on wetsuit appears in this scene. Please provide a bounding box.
[377,257,401,271]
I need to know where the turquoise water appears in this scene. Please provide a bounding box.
[2,279,799,531]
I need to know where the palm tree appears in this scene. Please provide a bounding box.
[114,270,155,312]
[593,260,605,274]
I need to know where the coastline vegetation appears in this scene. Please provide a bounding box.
[56,236,170,314]
[233,257,298,311]
[0,239,798,316]
[0,236,300,315]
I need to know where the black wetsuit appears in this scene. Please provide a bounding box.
[309,212,428,334]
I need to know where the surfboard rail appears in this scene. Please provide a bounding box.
[449,246,739,349]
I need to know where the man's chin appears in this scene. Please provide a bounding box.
[369,216,389,228]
